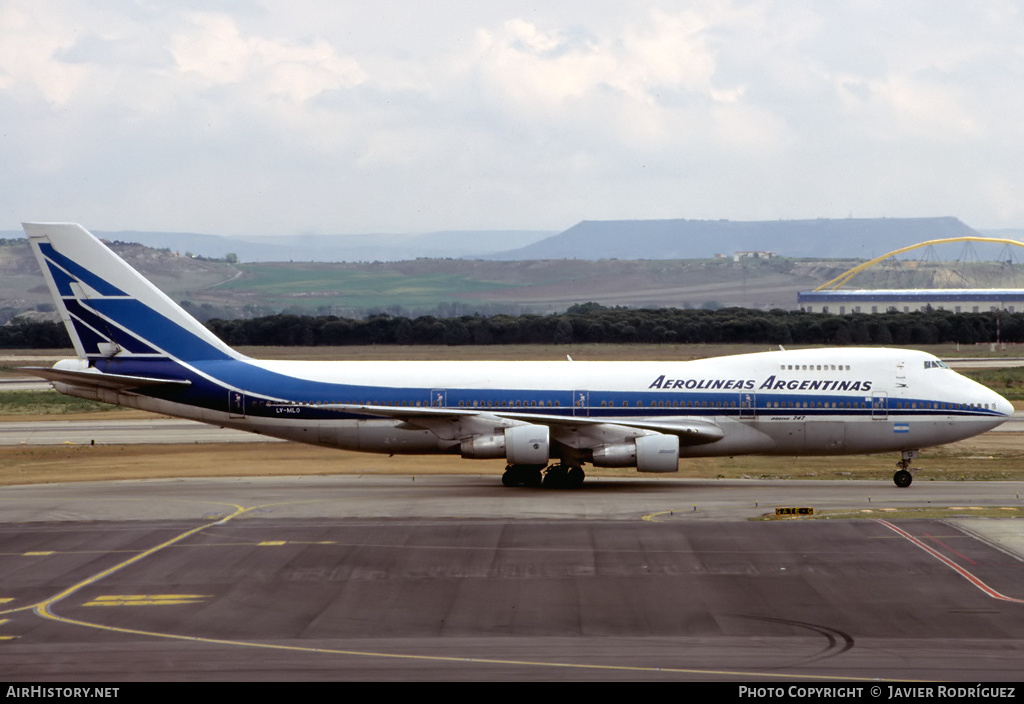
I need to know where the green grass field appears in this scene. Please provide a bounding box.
[214,264,524,310]
[0,390,116,415]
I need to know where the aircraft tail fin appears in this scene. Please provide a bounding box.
[23,223,241,363]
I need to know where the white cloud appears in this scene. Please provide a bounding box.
[171,12,366,102]
[0,3,90,106]
[3,1,1024,233]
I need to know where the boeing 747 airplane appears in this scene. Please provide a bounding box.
[21,223,1012,488]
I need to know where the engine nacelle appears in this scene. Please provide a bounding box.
[591,443,636,467]
[460,433,507,459]
[635,433,679,473]
[591,433,680,473]
[504,424,550,465]
[460,424,550,465]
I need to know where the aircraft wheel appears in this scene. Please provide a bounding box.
[893,469,913,488]
[542,464,568,488]
[566,466,585,488]
[503,465,544,488]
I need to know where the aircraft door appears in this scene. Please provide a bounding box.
[871,392,888,420]
[430,389,447,407]
[228,390,245,418]
[572,390,589,417]
[739,391,756,419]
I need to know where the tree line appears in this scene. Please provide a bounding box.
[3,305,1020,349]
[203,306,1015,347]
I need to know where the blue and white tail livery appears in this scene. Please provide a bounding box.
[22,222,1012,488]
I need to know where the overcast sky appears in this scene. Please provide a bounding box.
[3,1,1023,236]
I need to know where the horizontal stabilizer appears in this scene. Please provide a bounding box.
[20,366,191,390]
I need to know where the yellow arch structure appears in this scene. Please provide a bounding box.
[814,236,1024,291]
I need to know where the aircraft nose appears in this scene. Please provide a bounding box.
[994,390,1015,418]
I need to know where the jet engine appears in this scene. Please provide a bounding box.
[591,433,679,473]
[460,423,550,465]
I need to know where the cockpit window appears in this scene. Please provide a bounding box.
[924,360,950,369]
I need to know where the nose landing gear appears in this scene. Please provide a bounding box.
[893,450,919,487]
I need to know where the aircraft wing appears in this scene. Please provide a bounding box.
[324,403,725,446]
[20,366,192,390]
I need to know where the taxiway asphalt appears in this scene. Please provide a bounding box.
[1,475,1023,681]
[0,418,280,445]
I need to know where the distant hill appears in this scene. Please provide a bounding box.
[0,229,556,263]
[0,235,851,320]
[235,230,557,262]
[489,217,983,260]
[5,217,1024,321]
[0,237,240,324]
[5,217,999,262]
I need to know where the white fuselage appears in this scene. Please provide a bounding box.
[56,347,1011,463]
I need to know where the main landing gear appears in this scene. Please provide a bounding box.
[501,463,586,489]
[893,449,919,488]
[501,464,542,487]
